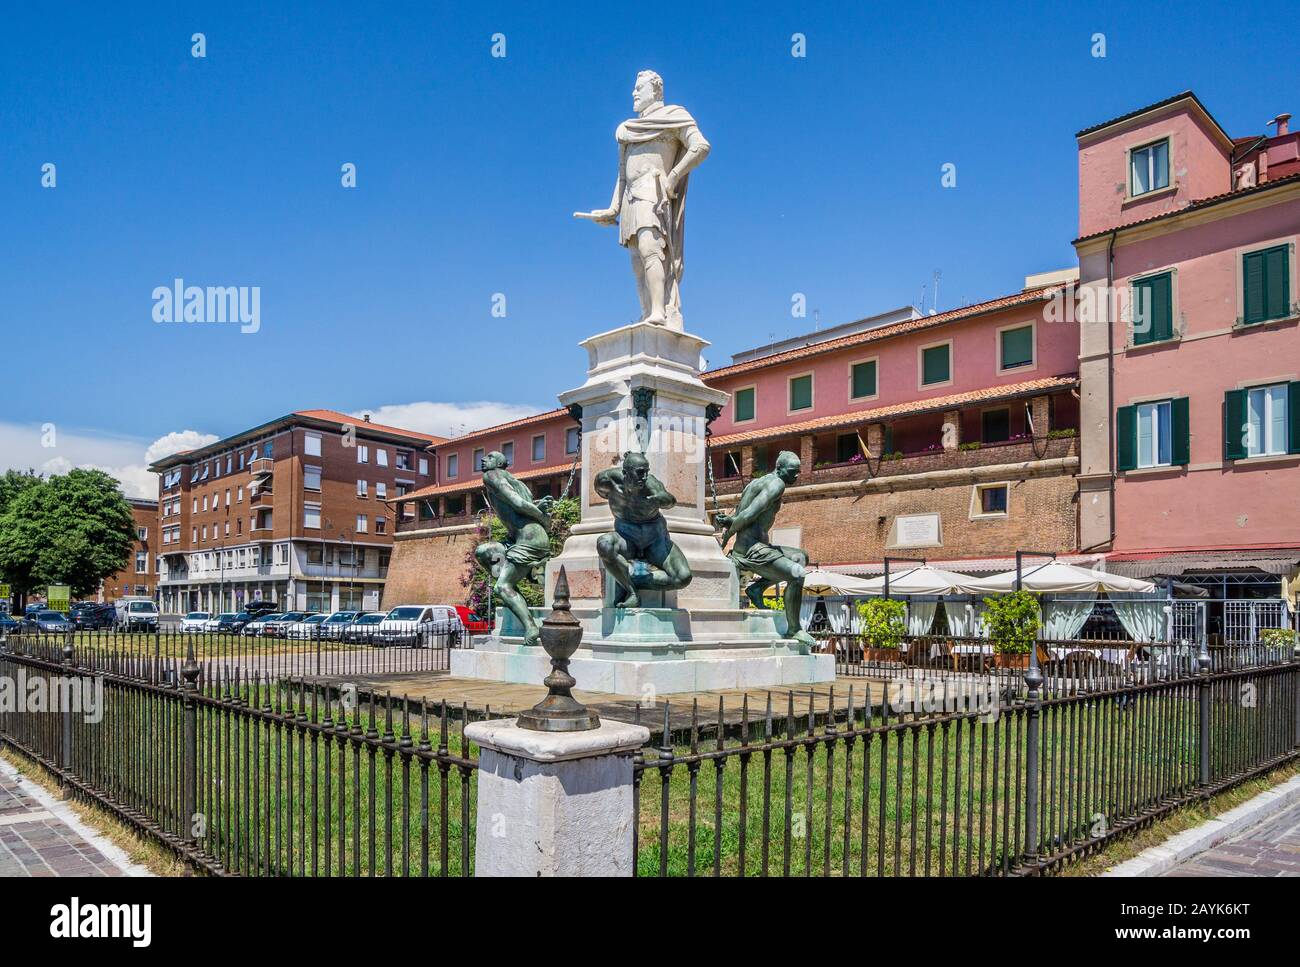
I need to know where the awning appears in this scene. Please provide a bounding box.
[963,561,1156,594]
[764,569,878,596]
[1106,550,1300,579]
[853,564,988,596]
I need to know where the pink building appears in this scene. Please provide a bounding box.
[1074,91,1300,633]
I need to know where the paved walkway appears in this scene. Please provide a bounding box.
[1162,797,1300,877]
[0,759,150,877]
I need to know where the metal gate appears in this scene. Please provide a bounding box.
[1171,600,1206,646]
[1223,600,1287,642]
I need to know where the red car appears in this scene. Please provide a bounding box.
[452,606,490,635]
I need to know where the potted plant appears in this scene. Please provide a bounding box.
[983,590,1040,668]
[855,598,907,660]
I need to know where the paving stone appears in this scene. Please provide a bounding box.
[1162,797,1300,877]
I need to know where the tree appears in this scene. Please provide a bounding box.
[465,497,581,614]
[0,469,136,600]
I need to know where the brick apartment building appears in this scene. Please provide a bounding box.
[385,277,1086,606]
[149,410,443,614]
[99,497,160,602]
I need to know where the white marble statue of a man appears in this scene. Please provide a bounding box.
[575,70,710,331]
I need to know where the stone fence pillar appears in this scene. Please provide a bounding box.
[465,717,650,876]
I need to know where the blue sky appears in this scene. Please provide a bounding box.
[1,0,1293,493]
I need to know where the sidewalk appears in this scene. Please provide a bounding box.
[1162,795,1300,877]
[0,757,151,877]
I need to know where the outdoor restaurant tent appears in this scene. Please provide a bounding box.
[960,561,1156,595]
[963,562,1159,641]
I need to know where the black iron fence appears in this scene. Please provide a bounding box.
[0,622,462,685]
[633,655,1300,876]
[0,640,478,876]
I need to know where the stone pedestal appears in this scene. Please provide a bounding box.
[451,319,836,695]
[547,321,737,613]
[465,717,648,877]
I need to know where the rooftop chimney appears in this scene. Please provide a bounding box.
[1268,113,1291,137]
[363,413,371,422]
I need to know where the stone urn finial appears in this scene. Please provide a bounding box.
[516,567,601,732]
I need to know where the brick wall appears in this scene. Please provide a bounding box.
[381,524,479,608]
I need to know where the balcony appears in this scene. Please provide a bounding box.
[249,457,274,478]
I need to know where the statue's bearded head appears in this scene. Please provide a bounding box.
[775,451,801,485]
[632,70,663,114]
[622,450,650,491]
[483,451,507,471]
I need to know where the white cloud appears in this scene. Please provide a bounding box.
[0,421,217,500]
[352,400,544,439]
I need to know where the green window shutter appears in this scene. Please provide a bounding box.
[1242,251,1267,324]
[734,387,754,422]
[1116,405,1137,471]
[1170,396,1190,466]
[1000,326,1033,368]
[922,345,950,385]
[1223,389,1248,461]
[753,445,769,474]
[851,360,877,398]
[1133,273,1172,344]
[789,374,813,410]
[883,425,894,455]
[1289,382,1300,455]
[1265,245,1290,321]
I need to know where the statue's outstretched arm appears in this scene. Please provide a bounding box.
[593,468,621,500]
[646,475,677,509]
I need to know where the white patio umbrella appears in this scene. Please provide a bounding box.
[962,561,1156,594]
[761,569,878,596]
[854,564,987,596]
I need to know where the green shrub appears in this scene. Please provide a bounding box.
[958,441,981,451]
[1260,628,1297,648]
[982,590,1040,654]
[855,598,907,649]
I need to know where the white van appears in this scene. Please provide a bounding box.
[375,605,461,647]
[115,597,160,631]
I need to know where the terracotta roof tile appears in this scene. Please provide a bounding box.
[702,287,1065,382]
[393,461,580,502]
[708,374,1078,448]
[294,409,446,444]
[1074,172,1300,244]
[430,407,572,450]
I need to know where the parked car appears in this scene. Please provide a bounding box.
[115,597,160,632]
[260,612,309,638]
[25,610,74,634]
[24,603,48,618]
[452,606,490,636]
[376,605,461,647]
[285,614,328,639]
[241,613,282,638]
[0,613,22,635]
[225,612,254,633]
[340,611,386,643]
[317,611,362,640]
[244,600,280,617]
[180,612,211,633]
[204,613,242,633]
[71,602,116,630]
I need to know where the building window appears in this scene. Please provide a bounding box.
[375,515,386,534]
[720,451,741,478]
[733,386,756,423]
[357,445,369,464]
[397,450,412,470]
[375,481,387,499]
[304,503,321,529]
[473,448,485,472]
[418,457,429,475]
[999,324,1034,370]
[445,495,465,515]
[1136,400,1172,468]
[378,448,390,468]
[356,514,368,533]
[224,489,231,506]
[135,552,148,573]
[921,343,951,386]
[137,526,148,541]
[1131,272,1174,345]
[357,479,368,498]
[565,427,579,454]
[974,483,1009,516]
[1129,138,1169,197]
[982,408,1010,444]
[447,453,459,478]
[276,543,290,565]
[1118,398,1189,471]
[237,486,243,502]
[850,360,877,400]
[307,545,323,565]
[202,495,208,512]
[835,433,861,463]
[304,432,322,457]
[1241,244,1291,326]
[788,374,813,412]
[1246,384,1290,457]
[501,441,514,466]
[239,452,245,470]
[303,466,321,491]
[532,434,545,462]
